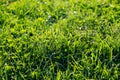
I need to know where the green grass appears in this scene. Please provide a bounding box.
[0,0,120,80]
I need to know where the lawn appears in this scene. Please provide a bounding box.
[0,0,120,80]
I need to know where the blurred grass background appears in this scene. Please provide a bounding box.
[0,0,120,79]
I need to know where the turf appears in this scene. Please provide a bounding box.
[0,0,120,80]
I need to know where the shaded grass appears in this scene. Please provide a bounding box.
[0,0,120,79]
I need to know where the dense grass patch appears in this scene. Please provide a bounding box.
[0,0,120,79]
